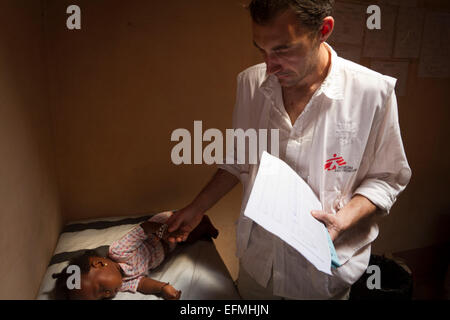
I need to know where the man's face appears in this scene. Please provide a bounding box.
[252,9,321,88]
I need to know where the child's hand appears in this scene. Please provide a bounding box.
[161,284,181,300]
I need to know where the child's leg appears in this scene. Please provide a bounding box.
[184,215,219,243]
[148,212,177,259]
[151,211,218,246]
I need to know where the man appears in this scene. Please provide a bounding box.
[166,0,411,299]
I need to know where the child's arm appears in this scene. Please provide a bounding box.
[137,277,181,300]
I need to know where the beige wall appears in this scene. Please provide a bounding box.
[44,0,259,222]
[0,1,62,299]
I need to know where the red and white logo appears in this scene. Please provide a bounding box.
[324,154,356,172]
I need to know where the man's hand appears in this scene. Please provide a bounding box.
[165,205,204,243]
[311,194,377,242]
[311,210,344,242]
[166,169,239,243]
[161,284,181,300]
[162,228,185,241]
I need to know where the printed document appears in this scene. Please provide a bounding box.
[244,151,332,275]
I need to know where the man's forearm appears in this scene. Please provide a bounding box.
[312,194,378,241]
[189,168,239,214]
[337,194,377,232]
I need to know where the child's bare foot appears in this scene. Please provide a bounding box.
[185,215,219,243]
[201,215,219,239]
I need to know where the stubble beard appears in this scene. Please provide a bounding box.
[281,41,322,89]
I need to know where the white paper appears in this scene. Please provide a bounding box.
[243,151,332,275]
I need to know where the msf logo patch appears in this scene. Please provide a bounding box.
[324,154,357,173]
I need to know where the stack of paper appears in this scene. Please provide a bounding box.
[244,151,340,275]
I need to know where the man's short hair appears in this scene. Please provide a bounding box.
[248,0,334,31]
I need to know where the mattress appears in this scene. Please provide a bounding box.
[36,213,241,300]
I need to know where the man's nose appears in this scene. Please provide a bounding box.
[265,54,282,75]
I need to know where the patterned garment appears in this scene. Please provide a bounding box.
[108,211,173,292]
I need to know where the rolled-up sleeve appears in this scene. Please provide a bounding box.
[353,90,412,214]
[119,276,144,293]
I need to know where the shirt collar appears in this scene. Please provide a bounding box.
[259,42,344,100]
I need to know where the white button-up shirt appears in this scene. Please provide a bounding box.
[218,43,411,299]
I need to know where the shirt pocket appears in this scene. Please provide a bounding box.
[335,121,357,146]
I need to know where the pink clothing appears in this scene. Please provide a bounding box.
[108,211,174,293]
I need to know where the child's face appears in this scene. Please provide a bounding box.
[72,257,123,300]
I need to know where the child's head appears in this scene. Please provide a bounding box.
[52,250,123,300]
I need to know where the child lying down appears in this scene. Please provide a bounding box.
[52,211,219,300]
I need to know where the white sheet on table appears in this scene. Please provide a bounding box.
[37,216,240,300]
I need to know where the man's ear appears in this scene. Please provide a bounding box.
[319,16,334,42]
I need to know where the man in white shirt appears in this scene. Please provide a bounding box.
[166,0,411,299]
